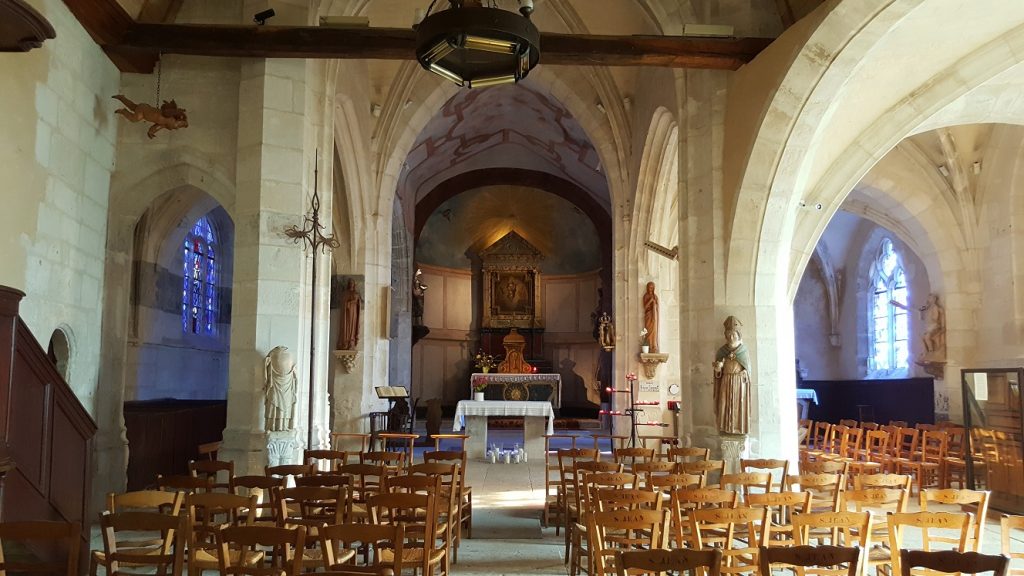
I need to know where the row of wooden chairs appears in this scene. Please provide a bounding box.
[801,420,969,494]
[611,547,1011,576]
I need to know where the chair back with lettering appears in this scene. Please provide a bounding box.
[689,506,768,576]
[667,446,710,463]
[589,508,670,576]
[920,489,990,551]
[614,548,722,576]
[889,511,974,576]
[899,549,1009,576]
[746,490,811,548]
[759,544,861,576]
[785,473,844,513]
[740,459,789,492]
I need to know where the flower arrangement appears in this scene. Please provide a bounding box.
[474,349,499,373]
[640,328,650,347]
[472,375,488,392]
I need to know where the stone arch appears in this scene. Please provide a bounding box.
[47,325,74,382]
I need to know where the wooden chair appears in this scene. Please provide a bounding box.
[785,473,844,513]
[91,490,185,574]
[305,449,356,473]
[294,474,351,488]
[803,460,849,476]
[407,464,461,562]
[375,433,419,467]
[940,427,968,489]
[612,447,655,468]
[747,490,811,548]
[331,432,371,453]
[898,430,948,495]
[186,492,260,571]
[361,451,405,474]
[667,446,710,463]
[679,459,726,487]
[631,461,677,486]
[887,427,920,472]
[759,544,861,576]
[842,487,909,555]
[590,434,629,456]
[367,492,447,576]
[0,520,80,575]
[189,459,235,492]
[422,451,472,543]
[669,487,739,549]
[541,434,578,530]
[614,548,722,576]
[849,429,890,477]
[689,506,768,576]
[839,419,859,428]
[719,472,772,497]
[898,549,1010,576]
[231,475,286,525]
[740,458,789,492]
[570,470,635,576]
[804,422,834,462]
[588,508,670,576]
[198,440,222,461]
[1000,515,1024,576]
[645,472,702,492]
[557,448,600,543]
[278,486,352,572]
[157,473,214,494]
[593,487,663,512]
[429,434,470,451]
[319,523,402,570]
[265,464,314,480]
[919,489,990,551]
[888,511,974,576]
[215,525,305,574]
[793,510,871,549]
[339,464,389,524]
[638,435,679,456]
[96,512,187,576]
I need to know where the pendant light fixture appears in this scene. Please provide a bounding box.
[415,0,540,88]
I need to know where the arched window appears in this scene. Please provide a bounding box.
[182,216,217,335]
[870,238,908,374]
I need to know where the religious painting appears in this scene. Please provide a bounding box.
[479,231,544,329]
[493,271,533,315]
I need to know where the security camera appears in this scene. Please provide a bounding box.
[254,8,275,25]
[518,0,534,17]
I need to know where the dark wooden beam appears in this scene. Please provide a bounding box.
[62,0,773,73]
[118,23,771,71]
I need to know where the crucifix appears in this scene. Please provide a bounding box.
[284,150,340,450]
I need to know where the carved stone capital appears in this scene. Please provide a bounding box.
[638,352,669,379]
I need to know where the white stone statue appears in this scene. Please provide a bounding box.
[264,346,297,432]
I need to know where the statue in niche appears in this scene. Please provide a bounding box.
[339,279,361,350]
[919,293,946,359]
[597,312,615,351]
[264,346,297,432]
[412,268,427,326]
[713,316,750,436]
[112,95,188,139]
[643,281,660,353]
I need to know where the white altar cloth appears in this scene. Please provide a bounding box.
[453,400,555,435]
[796,388,819,404]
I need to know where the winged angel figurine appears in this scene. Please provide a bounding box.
[112,94,188,138]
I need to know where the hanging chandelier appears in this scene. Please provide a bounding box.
[415,0,540,88]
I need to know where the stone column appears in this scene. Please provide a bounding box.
[221,49,333,472]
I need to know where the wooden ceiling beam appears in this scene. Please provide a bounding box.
[119,23,772,70]
[63,0,773,73]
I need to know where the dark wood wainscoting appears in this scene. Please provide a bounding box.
[801,377,935,426]
[124,399,226,490]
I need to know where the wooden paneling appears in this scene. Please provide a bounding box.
[0,286,96,564]
[123,400,226,491]
[544,281,577,333]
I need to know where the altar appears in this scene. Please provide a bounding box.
[453,400,554,459]
[470,372,561,408]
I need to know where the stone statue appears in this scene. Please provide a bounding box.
[919,293,946,359]
[713,316,750,436]
[412,268,427,326]
[264,346,297,432]
[643,281,659,353]
[112,95,188,139]
[597,311,615,350]
[339,279,361,350]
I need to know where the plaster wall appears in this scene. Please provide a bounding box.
[0,0,121,414]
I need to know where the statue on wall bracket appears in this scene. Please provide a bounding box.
[479,231,544,330]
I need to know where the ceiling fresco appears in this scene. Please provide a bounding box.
[398,82,610,211]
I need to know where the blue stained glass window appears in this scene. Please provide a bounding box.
[870,239,909,374]
[182,216,217,335]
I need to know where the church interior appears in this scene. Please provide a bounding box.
[4,0,1024,573]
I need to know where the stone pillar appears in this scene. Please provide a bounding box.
[221,48,333,472]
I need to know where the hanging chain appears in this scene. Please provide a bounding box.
[155,53,162,104]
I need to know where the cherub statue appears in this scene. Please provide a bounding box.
[112,94,189,139]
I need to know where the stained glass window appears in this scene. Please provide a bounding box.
[182,216,217,335]
[870,238,908,374]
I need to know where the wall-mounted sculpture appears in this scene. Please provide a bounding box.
[339,279,362,350]
[264,346,297,432]
[643,281,659,353]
